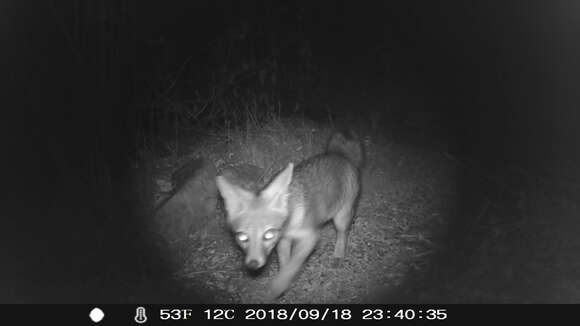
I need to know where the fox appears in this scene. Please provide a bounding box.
[215,131,363,300]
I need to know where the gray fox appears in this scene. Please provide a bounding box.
[216,132,363,299]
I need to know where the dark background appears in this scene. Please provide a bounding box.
[3,0,580,302]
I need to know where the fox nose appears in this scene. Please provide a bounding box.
[246,259,260,270]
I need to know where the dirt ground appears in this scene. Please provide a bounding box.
[144,117,580,304]
[152,121,456,303]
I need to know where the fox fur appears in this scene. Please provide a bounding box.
[216,131,362,299]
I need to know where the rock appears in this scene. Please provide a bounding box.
[218,163,264,192]
[154,158,218,244]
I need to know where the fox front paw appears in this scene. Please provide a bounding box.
[268,275,291,300]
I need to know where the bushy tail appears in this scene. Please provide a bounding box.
[326,131,364,167]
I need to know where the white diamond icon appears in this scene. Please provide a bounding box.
[89,307,105,323]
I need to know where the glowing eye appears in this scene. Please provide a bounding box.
[236,233,248,242]
[263,230,277,240]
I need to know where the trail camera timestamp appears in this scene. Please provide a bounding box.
[362,308,448,320]
[202,307,448,321]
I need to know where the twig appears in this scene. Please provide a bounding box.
[47,0,84,66]
[163,56,192,97]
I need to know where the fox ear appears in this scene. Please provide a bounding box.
[261,163,294,213]
[216,175,254,217]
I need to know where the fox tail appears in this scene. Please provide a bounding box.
[326,131,364,167]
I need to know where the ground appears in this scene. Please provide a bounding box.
[141,116,580,303]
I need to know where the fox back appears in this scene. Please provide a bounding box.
[285,152,359,231]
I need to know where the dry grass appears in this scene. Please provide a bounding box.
[134,112,580,303]
[141,115,456,303]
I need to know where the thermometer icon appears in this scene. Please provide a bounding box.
[135,306,148,324]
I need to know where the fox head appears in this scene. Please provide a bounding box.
[216,163,294,271]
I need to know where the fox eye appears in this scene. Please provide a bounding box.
[236,233,249,242]
[263,229,278,240]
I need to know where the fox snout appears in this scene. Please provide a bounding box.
[245,259,263,270]
[245,256,266,271]
[241,233,270,271]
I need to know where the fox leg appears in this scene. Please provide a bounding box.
[269,231,318,300]
[276,237,292,270]
[331,205,354,268]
